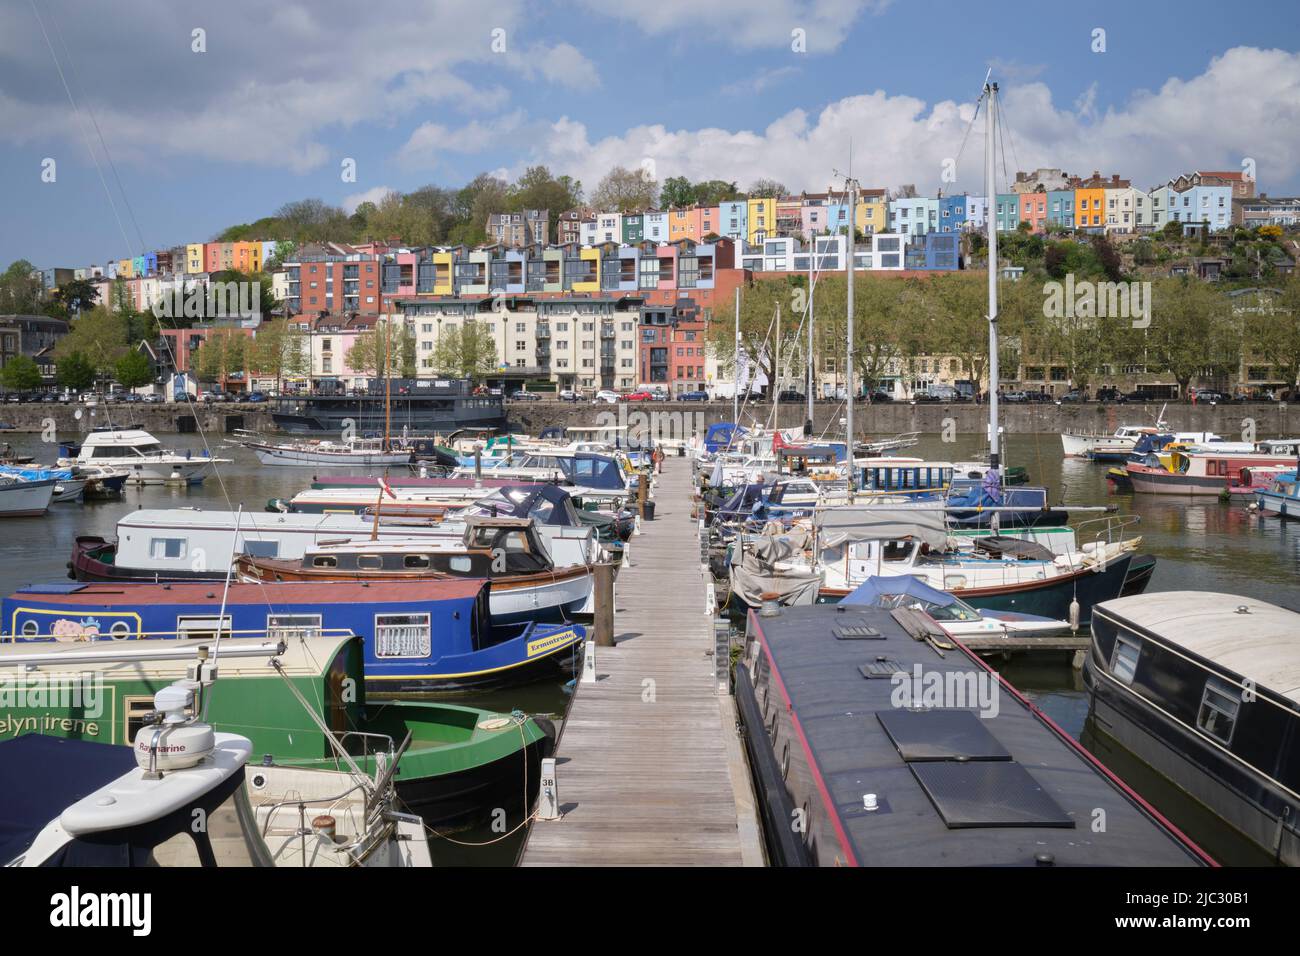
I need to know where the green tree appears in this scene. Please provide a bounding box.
[693,180,741,206]
[346,319,415,378]
[591,166,658,213]
[1147,277,1237,396]
[0,355,42,391]
[250,319,307,393]
[746,179,787,199]
[190,329,248,386]
[114,349,154,389]
[0,260,44,314]
[432,321,499,382]
[56,351,96,392]
[659,176,696,209]
[53,306,130,374]
[1245,277,1300,396]
[709,276,806,393]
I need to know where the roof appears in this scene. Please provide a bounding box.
[1095,591,1300,703]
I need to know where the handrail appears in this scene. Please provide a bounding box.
[0,627,356,645]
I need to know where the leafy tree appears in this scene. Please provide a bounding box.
[0,260,43,314]
[507,167,584,241]
[1091,235,1124,282]
[345,319,416,378]
[693,180,741,206]
[709,276,806,393]
[263,240,297,271]
[56,351,97,392]
[746,179,787,199]
[53,307,130,373]
[190,329,248,386]
[1245,276,1300,396]
[0,355,42,391]
[49,277,98,316]
[114,349,154,389]
[659,176,696,209]
[250,319,307,393]
[431,321,499,381]
[591,166,658,213]
[1146,277,1237,395]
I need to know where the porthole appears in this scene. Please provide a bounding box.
[110,621,131,640]
[781,742,791,780]
[20,620,38,637]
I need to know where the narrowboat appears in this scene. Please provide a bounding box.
[2,578,585,695]
[271,377,505,434]
[235,516,598,624]
[1256,470,1300,518]
[735,602,1211,866]
[0,633,553,830]
[1083,592,1300,865]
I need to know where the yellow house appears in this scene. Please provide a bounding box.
[747,198,775,243]
[432,251,454,294]
[117,258,134,278]
[856,197,888,234]
[185,243,205,273]
[1075,188,1105,230]
[574,247,601,293]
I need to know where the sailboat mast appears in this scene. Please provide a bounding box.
[806,234,815,425]
[733,285,740,424]
[845,176,856,501]
[772,303,781,429]
[984,80,1000,471]
[383,316,392,449]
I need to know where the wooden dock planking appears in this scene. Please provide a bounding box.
[521,458,763,866]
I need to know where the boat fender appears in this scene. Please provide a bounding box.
[1068,598,1080,633]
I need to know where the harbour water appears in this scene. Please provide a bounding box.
[3,428,1296,864]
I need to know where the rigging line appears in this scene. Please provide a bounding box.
[28,0,132,257]
[945,92,985,197]
[997,93,1023,192]
[47,4,147,252]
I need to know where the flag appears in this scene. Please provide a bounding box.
[378,476,396,499]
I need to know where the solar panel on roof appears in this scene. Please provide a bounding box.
[858,657,906,678]
[877,709,1012,761]
[910,761,1075,829]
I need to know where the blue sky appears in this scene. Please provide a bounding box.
[3,0,1298,269]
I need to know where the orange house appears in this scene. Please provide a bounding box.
[1075,188,1105,231]
[669,208,701,242]
[1018,192,1048,233]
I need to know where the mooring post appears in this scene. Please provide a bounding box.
[637,473,648,519]
[593,561,616,647]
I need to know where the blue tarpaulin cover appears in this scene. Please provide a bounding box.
[0,735,138,863]
[842,574,958,608]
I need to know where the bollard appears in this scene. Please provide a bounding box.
[593,561,616,647]
[581,639,596,683]
[636,473,648,519]
[537,757,560,821]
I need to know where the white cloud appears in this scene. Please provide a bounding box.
[396,111,528,170]
[342,185,397,214]
[509,42,602,90]
[721,66,801,97]
[529,47,1300,197]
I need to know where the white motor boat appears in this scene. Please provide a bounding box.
[66,428,228,485]
[0,475,55,516]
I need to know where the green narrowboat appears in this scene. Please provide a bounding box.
[0,633,553,829]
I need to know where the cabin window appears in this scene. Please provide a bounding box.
[357,555,383,571]
[403,554,430,569]
[1196,677,1241,745]
[882,541,912,562]
[242,540,279,559]
[1110,633,1141,684]
[374,613,432,658]
[126,695,163,742]
[312,556,338,568]
[150,537,187,560]
[177,615,233,640]
[109,621,132,640]
[20,620,38,637]
[449,556,472,573]
[268,614,322,640]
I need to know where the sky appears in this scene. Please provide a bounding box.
[3,0,1299,269]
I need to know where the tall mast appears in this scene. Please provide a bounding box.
[772,302,781,428]
[984,79,1000,471]
[845,176,856,502]
[383,315,392,448]
[806,232,815,426]
[733,285,740,424]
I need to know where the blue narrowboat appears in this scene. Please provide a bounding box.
[1,578,584,696]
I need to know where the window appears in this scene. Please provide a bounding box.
[403,554,430,569]
[357,555,383,571]
[374,613,432,658]
[268,614,322,640]
[242,540,279,558]
[1110,632,1141,684]
[150,537,186,560]
[1196,677,1241,744]
[177,615,233,640]
[312,555,338,568]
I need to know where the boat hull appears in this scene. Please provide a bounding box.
[816,554,1137,624]
[1127,467,1225,495]
[1256,489,1300,518]
[1083,653,1298,866]
[113,459,216,485]
[1062,433,1134,458]
[250,444,412,467]
[0,478,55,516]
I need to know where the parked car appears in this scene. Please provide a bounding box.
[143,393,164,404]
[1058,389,1086,403]
[649,389,669,402]
[867,390,894,403]
[677,390,709,401]
[1191,389,1233,404]
[776,390,806,403]
[558,389,579,402]
[592,389,620,404]
[509,389,542,401]
[622,390,654,402]
[246,391,265,403]
[1095,387,1127,404]
[1125,390,1163,403]
[1001,390,1029,403]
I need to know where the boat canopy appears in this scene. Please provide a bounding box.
[814,505,948,550]
[704,422,746,453]
[0,735,138,864]
[463,483,582,527]
[842,574,961,609]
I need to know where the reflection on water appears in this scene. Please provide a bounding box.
[2,429,1295,865]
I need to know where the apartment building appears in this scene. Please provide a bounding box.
[486,209,548,248]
